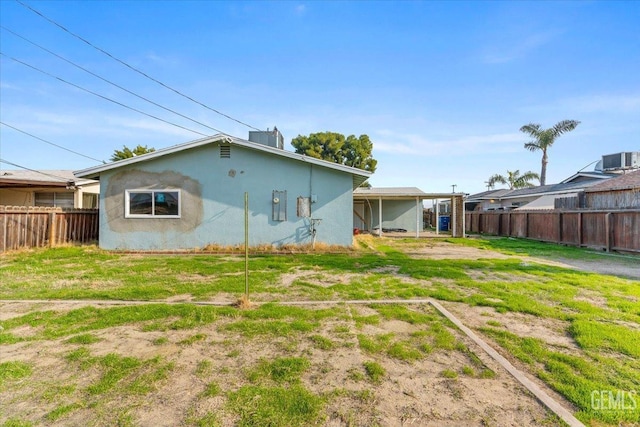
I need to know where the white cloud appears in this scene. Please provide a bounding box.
[294,4,307,15]
[558,94,640,114]
[373,130,524,157]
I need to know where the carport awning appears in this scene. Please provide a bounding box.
[354,187,463,200]
[353,187,467,238]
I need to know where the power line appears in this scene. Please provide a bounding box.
[1,25,227,135]
[0,121,105,164]
[0,52,210,138]
[16,0,263,132]
[0,158,74,182]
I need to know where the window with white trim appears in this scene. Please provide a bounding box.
[125,190,181,218]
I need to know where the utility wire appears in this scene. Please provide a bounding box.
[17,0,263,132]
[0,52,210,138]
[1,25,227,135]
[0,121,106,164]
[0,158,74,182]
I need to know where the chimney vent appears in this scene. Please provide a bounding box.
[248,127,284,149]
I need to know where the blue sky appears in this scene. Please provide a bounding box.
[1,1,638,194]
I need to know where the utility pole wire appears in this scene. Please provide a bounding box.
[1,52,210,138]
[0,122,105,164]
[16,0,263,132]
[1,25,227,136]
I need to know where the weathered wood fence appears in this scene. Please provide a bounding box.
[465,210,640,253]
[0,206,99,252]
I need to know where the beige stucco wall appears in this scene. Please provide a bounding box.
[0,188,34,206]
[0,183,99,208]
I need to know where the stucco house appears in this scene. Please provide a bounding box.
[0,170,99,208]
[74,134,370,250]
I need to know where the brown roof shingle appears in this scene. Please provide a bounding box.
[584,169,640,192]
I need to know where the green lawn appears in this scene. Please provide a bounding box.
[0,238,638,426]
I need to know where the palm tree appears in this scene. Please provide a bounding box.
[488,170,540,190]
[520,120,580,185]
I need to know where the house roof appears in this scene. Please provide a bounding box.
[465,189,511,202]
[74,134,372,188]
[467,179,606,203]
[584,169,640,193]
[0,170,96,188]
[514,193,579,210]
[354,187,463,199]
[561,171,617,184]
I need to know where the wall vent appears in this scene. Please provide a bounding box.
[220,145,231,158]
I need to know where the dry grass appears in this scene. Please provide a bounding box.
[234,294,253,310]
[199,242,355,254]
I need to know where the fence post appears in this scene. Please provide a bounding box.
[49,212,56,248]
[605,212,612,252]
[577,212,582,247]
[558,212,563,244]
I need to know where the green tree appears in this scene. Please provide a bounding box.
[291,132,377,173]
[520,120,580,185]
[488,170,540,190]
[110,144,155,161]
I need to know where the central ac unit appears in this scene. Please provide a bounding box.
[601,152,640,171]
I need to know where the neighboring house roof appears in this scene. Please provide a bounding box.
[0,170,96,188]
[468,179,605,203]
[465,189,511,202]
[75,134,372,188]
[561,171,617,184]
[584,169,640,193]
[514,193,579,210]
[354,187,463,199]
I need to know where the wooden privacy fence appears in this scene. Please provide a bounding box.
[0,206,99,252]
[465,210,640,253]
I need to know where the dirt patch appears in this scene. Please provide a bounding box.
[406,241,511,260]
[552,257,640,280]
[443,301,577,351]
[0,301,563,426]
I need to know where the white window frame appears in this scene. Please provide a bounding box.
[125,189,181,218]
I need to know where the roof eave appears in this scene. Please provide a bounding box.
[74,134,228,179]
[74,134,372,183]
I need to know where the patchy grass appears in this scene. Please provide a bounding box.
[363,361,386,384]
[441,369,458,379]
[308,334,335,350]
[227,384,325,427]
[65,333,101,345]
[247,357,310,384]
[0,361,32,387]
[1,237,638,426]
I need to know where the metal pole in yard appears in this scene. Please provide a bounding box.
[244,192,249,299]
[435,199,439,236]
